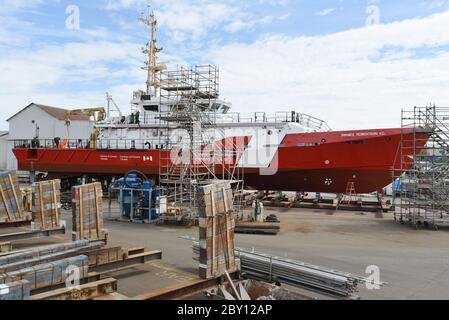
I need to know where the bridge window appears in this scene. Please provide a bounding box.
[143,105,159,112]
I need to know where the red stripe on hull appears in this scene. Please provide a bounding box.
[12,129,428,193]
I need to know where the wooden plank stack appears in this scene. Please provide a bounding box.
[0,242,12,253]
[72,182,107,241]
[0,255,89,291]
[0,171,24,223]
[87,247,125,266]
[0,240,91,266]
[32,180,61,230]
[0,280,31,300]
[197,182,238,279]
[0,242,105,274]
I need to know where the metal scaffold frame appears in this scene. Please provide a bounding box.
[158,65,244,224]
[395,105,449,230]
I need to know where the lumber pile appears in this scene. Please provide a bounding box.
[0,239,161,300]
[197,182,239,279]
[0,241,105,273]
[32,180,61,230]
[0,240,91,266]
[0,242,12,253]
[72,182,107,241]
[0,171,24,223]
[0,280,31,301]
[0,255,89,291]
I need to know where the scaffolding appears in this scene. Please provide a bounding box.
[158,65,244,224]
[395,105,449,230]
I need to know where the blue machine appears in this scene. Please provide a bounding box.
[393,179,402,192]
[114,171,159,223]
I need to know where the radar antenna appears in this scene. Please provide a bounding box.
[140,3,166,96]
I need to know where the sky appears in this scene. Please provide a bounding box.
[1,0,449,131]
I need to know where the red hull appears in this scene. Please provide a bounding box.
[12,128,427,193]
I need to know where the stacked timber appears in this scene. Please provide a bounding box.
[0,280,31,300]
[0,242,12,253]
[0,171,24,223]
[86,246,125,266]
[0,255,89,291]
[0,240,91,266]
[0,241,105,273]
[72,182,107,241]
[32,180,61,230]
[197,182,238,279]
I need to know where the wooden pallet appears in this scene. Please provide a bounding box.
[32,180,61,230]
[197,182,238,279]
[72,183,108,241]
[0,171,24,223]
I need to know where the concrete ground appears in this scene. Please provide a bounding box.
[4,206,449,300]
[101,206,449,300]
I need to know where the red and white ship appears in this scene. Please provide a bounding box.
[12,11,427,194]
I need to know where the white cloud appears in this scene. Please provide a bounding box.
[211,11,449,130]
[224,16,274,33]
[104,0,282,42]
[316,8,336,16]
[105,0,238,40]
[0,0,45,12]
[0,39,146,129]
[422,0,449,9]
[2,2,449,134]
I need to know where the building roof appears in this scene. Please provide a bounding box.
[7,103,92,122]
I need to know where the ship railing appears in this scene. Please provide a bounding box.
[13,138,168,151]
[95,138,167,150]
[214,111,332,131]
[99,110,332,132]
[13,139,92,149]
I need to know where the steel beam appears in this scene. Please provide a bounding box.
[31,278,118,301]
[89,250,162,274]
[30,250,163,296]
[0,227,66,243]
[135,270,240,300]
[0,220,32,229]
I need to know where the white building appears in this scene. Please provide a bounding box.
[5,103,94,171]
[0,131,8,170]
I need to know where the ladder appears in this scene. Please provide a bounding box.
[341,181,356,205]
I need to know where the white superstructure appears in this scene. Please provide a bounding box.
[94,8,331,153]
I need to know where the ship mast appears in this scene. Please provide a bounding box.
[140,4,164,97]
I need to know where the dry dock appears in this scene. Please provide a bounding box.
[7,204,445,300]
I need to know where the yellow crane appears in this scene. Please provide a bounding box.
[64,107,106,149]
[64,107,106,127]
